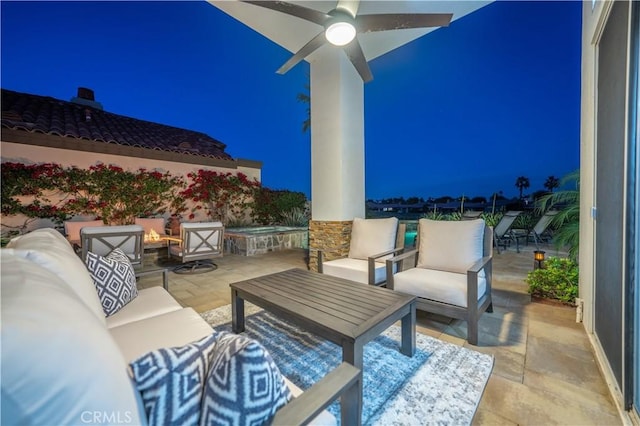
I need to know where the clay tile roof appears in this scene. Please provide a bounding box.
[1,88,233,161]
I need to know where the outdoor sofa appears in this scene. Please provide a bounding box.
[1,228,360,425]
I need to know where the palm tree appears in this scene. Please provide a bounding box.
[536,169,580,261]
[515,176,530,199]
[297,81,310,133]
[544,175,560,192]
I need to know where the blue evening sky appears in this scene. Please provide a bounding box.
[1,1,581,200]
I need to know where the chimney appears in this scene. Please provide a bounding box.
[77,87,95,101]
[70,87,103,110]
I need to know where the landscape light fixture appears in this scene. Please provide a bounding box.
[534,250,546,270]
[325,19,356,46]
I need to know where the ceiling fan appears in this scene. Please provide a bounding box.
[243,0,453,83]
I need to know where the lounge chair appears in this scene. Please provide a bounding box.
[318,217,405,286]
[493,210,522,253]
[386,218,493,345]
[513,210,558,248]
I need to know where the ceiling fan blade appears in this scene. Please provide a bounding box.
[335,0,360,18]
[242,1,330,26]
[356,13,453,33]
[343,39,373,83]
[276,32,327,75]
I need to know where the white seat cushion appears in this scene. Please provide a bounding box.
[416,219,485,273]
[322,257,390,285]
[348,217,398,260]
[282,380,336,426]
[106,287,183,328]
[392,268,487,308]
[109,308,214,362]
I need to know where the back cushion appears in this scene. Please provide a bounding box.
[348,217,398,261]
[416,219,485,273]
[182,222,223,252]
[0,252,143,425]
[6,228,106,323]
[64,220,105,242]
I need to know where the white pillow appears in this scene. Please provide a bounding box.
[6,228,106,323]
[86,248,138,317]
[0,251,143,425]
[416,219,485,273]
[348,217,398,261]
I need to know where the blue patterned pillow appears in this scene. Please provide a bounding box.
[85,248,138,317]
[130,333,220,426]
[200,332,292,426]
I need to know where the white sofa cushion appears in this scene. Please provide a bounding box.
[416,219,485,273]
[322,257,390,285]
[130,333,219,426]
[0,251,143,425]
[86,248,138,317]
[348,217,398,260]
[283,378,337,426]
[64,219,104,243]
[6,228,106,323]
[110,308,215,363]
[200,331,292,426]
[392,267,487,308]
[107,287,183,329]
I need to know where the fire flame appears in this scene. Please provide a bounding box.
[145,229,161,242]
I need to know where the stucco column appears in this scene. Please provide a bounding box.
[308,46,365,270]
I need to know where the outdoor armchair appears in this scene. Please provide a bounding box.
[386,218,493,345]
[168,222,224,274]
[317,217,406,286]
[80,224,168,289]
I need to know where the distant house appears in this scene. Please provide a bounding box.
[0,87,261,181]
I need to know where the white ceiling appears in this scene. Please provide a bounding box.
[209,1,492,64]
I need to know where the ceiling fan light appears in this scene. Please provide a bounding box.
[325,21,356,46]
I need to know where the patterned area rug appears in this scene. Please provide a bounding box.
[201,304,494,425]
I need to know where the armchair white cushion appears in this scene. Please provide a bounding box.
[321,217,403,286]
[391,268,486,308]
[322,257,388,285]
[348,217,398,260]
[416,218,485,274]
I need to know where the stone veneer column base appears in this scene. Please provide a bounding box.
[308,220,353,272]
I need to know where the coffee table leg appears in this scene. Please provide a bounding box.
[231,289,245,333]
[401,302,416,357]
[342,342,363,425]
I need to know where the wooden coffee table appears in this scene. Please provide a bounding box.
[230,268,416,423]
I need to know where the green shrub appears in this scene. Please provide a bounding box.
[251,188,307,225]
[481,212,503,228]
[280,207,309,227]
[525,257,579,305]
